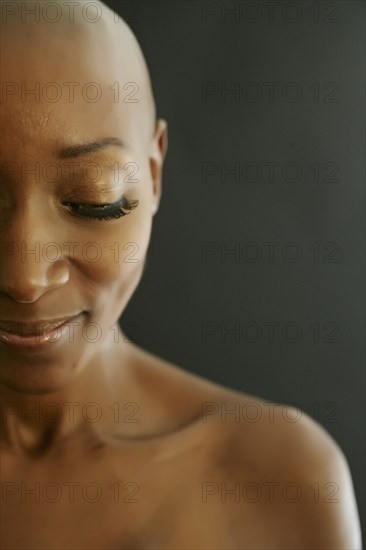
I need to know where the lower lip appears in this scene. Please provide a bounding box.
[0,315,83,352]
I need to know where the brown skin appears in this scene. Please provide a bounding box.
[0,1,362,548]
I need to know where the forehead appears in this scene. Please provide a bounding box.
[0,21,147,153]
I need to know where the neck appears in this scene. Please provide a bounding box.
[0,331,132,456]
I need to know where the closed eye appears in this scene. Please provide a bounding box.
[62,196,139,221]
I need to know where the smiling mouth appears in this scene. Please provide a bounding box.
[0,316,81,337]
[0,314,86,351]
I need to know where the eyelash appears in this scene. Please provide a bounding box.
[62,196,139,221]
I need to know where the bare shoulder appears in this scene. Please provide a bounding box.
[124,346,361,547]
[203,386,362,549]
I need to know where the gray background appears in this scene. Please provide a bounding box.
[106,0,365,540]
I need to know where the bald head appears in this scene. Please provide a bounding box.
[0,0,156,147]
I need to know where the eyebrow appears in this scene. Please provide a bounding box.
[58,137,125,159]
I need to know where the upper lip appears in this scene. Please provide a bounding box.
[0,315,80,336]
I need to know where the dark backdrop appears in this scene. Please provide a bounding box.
[105,0,365,539]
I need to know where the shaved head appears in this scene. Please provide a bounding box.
[0,0,157,147]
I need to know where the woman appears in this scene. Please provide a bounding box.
[0,1,362,548]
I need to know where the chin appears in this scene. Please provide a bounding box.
[0,358,79,395]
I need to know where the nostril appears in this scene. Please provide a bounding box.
[0,255,71,303]
[13,296,41,305]
[0,270,47,302]
[1,284,45,304]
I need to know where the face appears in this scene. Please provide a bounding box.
[0,17,167,394]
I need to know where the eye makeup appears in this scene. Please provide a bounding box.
[62,195,139,221]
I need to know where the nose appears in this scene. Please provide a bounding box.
[0,205,71,304]
[1,255,70,303]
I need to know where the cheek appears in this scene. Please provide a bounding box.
[74,170,153,295]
